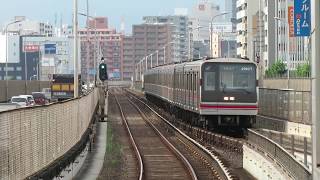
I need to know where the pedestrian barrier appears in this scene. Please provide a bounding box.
[247,129,311,180]
[0,89,99,180]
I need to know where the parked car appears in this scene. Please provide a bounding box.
[11,96,29,107]
[19,95,35,106]
[32,92,47,105]
[41,88,51,101]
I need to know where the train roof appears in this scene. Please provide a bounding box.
[148,58,256,70]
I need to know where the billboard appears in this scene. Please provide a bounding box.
[288,6,295,37]
[44,44,57,54]
[294,0,311,36]
[24,45,40,52]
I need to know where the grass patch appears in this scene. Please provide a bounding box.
[106,125,122,168]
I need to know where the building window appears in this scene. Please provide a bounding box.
[16,76,22,80]
[16,66,22,71]
[4,67,14,71]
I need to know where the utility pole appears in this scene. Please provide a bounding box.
[312,0,320,178]
[73,0,79,98]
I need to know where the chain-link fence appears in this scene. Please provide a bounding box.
[0,89,98,180]
[259,88,311,124]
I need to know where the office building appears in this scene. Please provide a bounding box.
[6,16,53,37]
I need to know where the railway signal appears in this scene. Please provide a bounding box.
[99,58,108,81]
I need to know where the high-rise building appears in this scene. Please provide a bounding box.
[260,0,276,70]
[256,0,308,71]
[122,36,134,80]
[79,17,124,81]
[6,16,53,37]
[236,0,259,60]
[143,15,189,62]
[132,23,173,66]
[190,0,221,42]
[225,0,237,31]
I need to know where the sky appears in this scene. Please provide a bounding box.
[0,0,224,33]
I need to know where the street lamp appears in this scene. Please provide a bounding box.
[274,16,290,88]
[209,12,231,57]
[5,20,21,101]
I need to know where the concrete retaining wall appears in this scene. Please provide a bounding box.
[262,79,310,91]
[0,80,50,102]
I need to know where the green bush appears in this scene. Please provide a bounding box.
[265,60,286,77]
[296,63,310,77]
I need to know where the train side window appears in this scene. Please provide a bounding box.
[204,71,216,91]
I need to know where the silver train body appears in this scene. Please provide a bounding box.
[143,58,258,128]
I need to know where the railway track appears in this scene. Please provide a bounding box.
[125,89,255,180]
[118,89,234,180]
[113,89,198,180]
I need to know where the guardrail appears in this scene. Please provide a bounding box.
[0,89,99,179]
[259,88,311,124]
[247,129,311,180]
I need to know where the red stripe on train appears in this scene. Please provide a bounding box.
[200,104,258,109]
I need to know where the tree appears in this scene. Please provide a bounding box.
[265,60,287,77]
[296,63,310,77]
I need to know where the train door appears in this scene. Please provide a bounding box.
[193,72,197,109]
[191,72,194,109]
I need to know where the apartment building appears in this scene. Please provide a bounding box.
[236,0,259,60]
[79,17,124,81]
[132,23,173,66]
[143,15,189,62]
[122,36,134,80]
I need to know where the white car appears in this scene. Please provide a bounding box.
[19,95,35,106]
[41,88,51,101]
[11,96,29,107]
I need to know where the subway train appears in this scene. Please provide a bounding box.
[143,58,258,130]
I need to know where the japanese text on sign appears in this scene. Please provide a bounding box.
[294,0,311,36]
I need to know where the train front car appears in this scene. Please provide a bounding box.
[200,59,258,130]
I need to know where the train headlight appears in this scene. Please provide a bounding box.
[224,97,229,101]
[230,97,235,101]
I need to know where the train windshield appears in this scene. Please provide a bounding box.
[219,64,256,93]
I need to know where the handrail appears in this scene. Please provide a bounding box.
[247,129,311,180]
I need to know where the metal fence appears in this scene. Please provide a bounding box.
[259,88,311,124]
[133,81,143,92]
[0,89,99,180]
[248,129,311,180]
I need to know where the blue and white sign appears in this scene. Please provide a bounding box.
[294,0,311,36]
[44,44,57,54]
